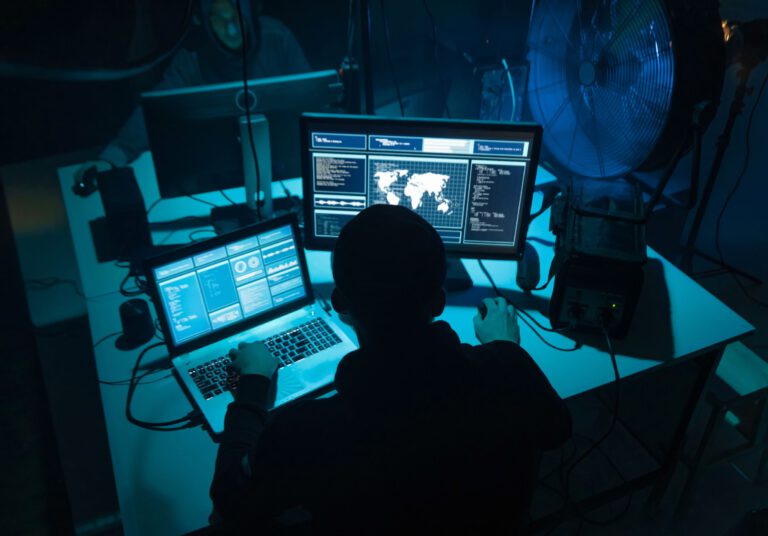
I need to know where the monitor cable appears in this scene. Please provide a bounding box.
[422,0,451,118]
[379,0,405,116]
[219,190,238,207]
[236,0,263,221]
[125,341,201,431]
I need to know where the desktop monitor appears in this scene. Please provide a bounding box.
[301,113,542,259]
[142,70,343,199]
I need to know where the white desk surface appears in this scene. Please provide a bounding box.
[64,155,754,535]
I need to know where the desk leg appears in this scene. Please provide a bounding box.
[644,347,724,513]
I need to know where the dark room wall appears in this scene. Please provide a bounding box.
[678,0,768,281]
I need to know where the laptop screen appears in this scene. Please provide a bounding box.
[148,217,310,350]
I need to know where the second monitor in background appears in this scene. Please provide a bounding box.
[300,113,542,289]
[142,70,343,221]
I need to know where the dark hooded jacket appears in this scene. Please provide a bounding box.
[210,321,571,534]
[100,0,309,167]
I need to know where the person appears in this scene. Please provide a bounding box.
[75,0,309,179]
[210,205,572,534]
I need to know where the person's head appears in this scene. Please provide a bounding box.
[207,0,244,51]
[331,205,447,341]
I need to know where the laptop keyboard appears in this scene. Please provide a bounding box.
[188,318,342,401]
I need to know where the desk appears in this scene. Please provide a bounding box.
[58,156,754,535]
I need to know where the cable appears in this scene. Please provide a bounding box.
[219,190,238,206]
[379,0,405,117]
[533,273,555,292]
[714,68,768,308]
[125,341,199,430]
[477,260,573,336]
[100,371,173,387]
[185,194,219,208]
[93,331,121,349]
[501,58,517,121]
[145,198,162,215]
[0,1,194,81]
[236,0,263,221]
[421,0,451,118]
[25,277,84,298]
[563,327,621,515]
[346,0,356,58]
[120,272,146,297]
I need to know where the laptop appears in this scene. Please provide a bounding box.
[144,213,357,434]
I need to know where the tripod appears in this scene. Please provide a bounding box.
[679,56,764,285]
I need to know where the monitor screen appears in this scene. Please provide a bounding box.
[145,216,311,353]
[142,70,342,199]
[301,114,542,258]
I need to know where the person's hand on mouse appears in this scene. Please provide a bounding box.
[473,296,520,345]
[74,159,113,183]
[229,341,279,379]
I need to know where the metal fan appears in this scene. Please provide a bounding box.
[527,0,725,181]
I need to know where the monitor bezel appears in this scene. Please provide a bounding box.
[300,113,542,260]
[143,213,315,357]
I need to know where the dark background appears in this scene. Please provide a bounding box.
[0,0,533,165]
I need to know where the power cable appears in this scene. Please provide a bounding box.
[714,67,768,308]
[125,341,199,430]
[421,0,451,117]
[219,190,238,206]
[563,327,621,518]
[379,0,405,116]
[236,0,263,221]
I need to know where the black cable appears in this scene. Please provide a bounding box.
[714,68,768,308]
[185,194,219,208]
[120,272,146,297]
[25,277,84,298]
[145,198,162,216]
[346,0,356,58]
[236,0,263,221]
[93,331,121,349]
[126,341,198,430]
[219,190,238,206]
[0,1,194,81]
[100,370,173,387]
[379,0,405,117]
[563,327,621,513]
[478,260,573,337]
[421,0,451,118]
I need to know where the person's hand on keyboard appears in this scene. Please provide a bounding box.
[229,341,279,379]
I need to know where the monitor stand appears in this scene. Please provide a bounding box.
[209,114,274,231]
[445,258,473,292]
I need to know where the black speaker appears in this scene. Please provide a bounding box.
[97,167,152,259]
